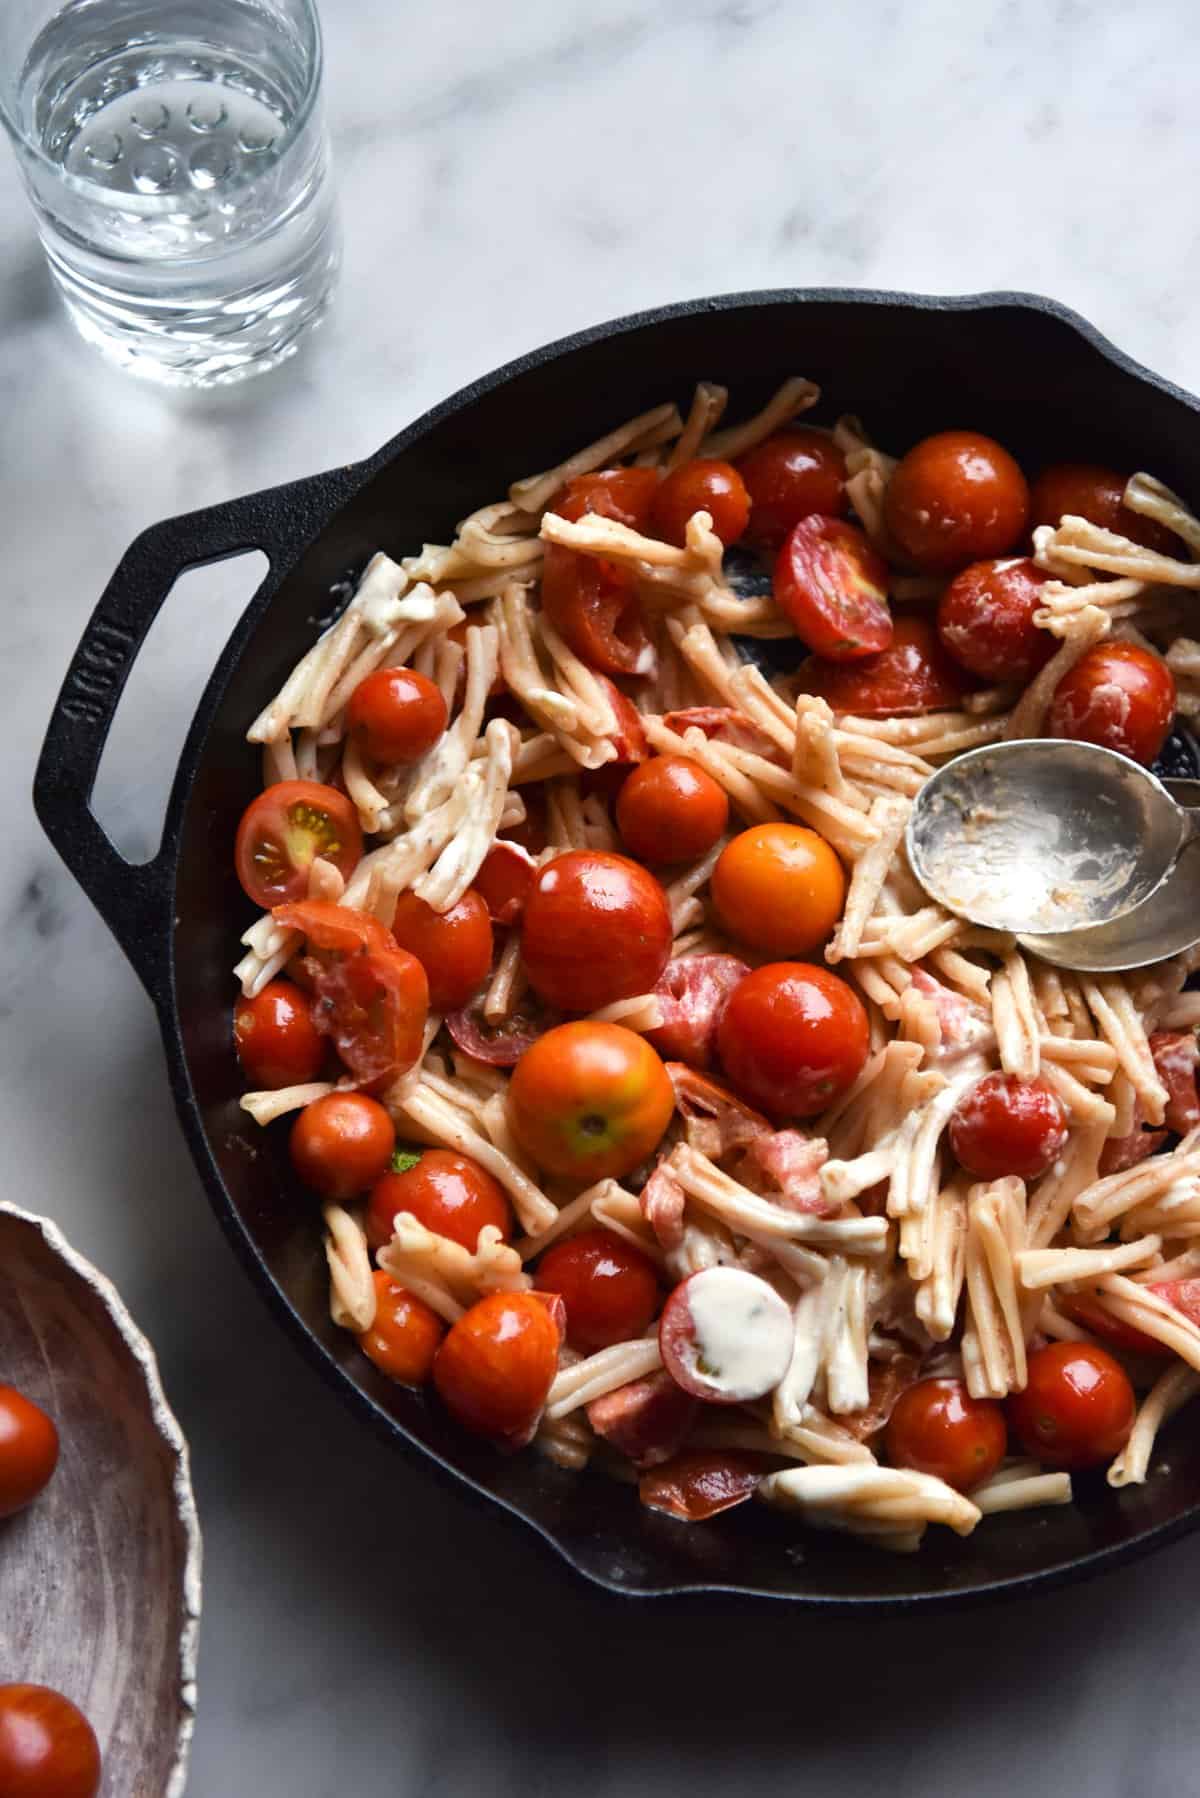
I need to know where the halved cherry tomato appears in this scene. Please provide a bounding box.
[1008,1341,1135,1469]
[309,944,429,1089]
[638,1449,766,1520]
[536,1228,661,1352]
[473,842,537,925]
[774,515,893,661]
[885,1377,1007,1492]
[346,667,447,765]
[520,850,672,1013]
[1030,462,1184,557]
[650,458,750,547]
[937,557,1055,681]
[717,961,869,1118]
[949,1073,1068,1180]
[273,899,394,959]
[444,989,560,1067]
[794,615,973,717]
[0,1686,101,1798]
[552,467,659,530]
[1046,641,1176,766]
[616,755,729,865]
[659,1267,794,1403]
[235,780,362,909]
[885,430,1030,573]
[290,1092,396,1200]
[432,1290,564,1448]
[234,979,324,1089]
[1058,1291,1169,1358]
[507,1021,674,1181]
[737,428,848,545]
[1149,1278,1200,1330]
[366,1148,513,1253]
[712,824,846,958]
[388,889,493,1012]
[646,954,750,1069]
[540,543,655,678]
[358,1271,445,1384]
[0,1386,59,1519]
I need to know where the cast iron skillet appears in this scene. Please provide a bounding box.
[33,289,1200,1607]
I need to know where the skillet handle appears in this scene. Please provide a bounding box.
[33,468,361,1006]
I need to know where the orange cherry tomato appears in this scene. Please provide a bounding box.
[712,824,846,958]
[289,1092,396,1200]
[736,428,848,545]
[346,667,447,765]
[520,850,673,1013]
[508,1021,675,1180]
[649,458,750,547]
[1030,462,1184,557]
[308,944,429,1090]
[774,516,893,660]
[885,1378,1007,1492]
[273,899,394,959]
[0,1386,59,1519]
[433,1290,564,1447]
[365,1149,513,1253]
[1008,1342,1135,1470]
[794,614,972,717]
[388,889,493,1012]
[949,1073,1069,1180]
[616,755,730,865]
[1046,641,1176,766]
[235,780,362,909]
[885,430,1030,573]
[717,961,869,1119]
[358,1271,445,1384]
[473,842,537,924]
[234,979,324,1089]
[536,1228,661,1352]
[1058,1291,1169,1358]
[0,1686,101,1798]
[937,557,1055,682]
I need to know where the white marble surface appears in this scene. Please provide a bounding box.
[4,0,1200,1791]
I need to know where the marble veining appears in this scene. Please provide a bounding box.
[4,0,1200,1792]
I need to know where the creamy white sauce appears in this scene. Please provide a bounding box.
[685,1266,794,1401]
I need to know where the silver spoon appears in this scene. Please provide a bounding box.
[906,740,1200,972]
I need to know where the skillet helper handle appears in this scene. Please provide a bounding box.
[33,470,359,1007]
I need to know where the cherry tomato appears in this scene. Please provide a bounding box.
[1150,1030,1200,1133]
[473,842,537,925]
[949,1073,1069,1180]
[507,1020,675,1181]
[387,889,493,1012]
[290,1092,396,1200]
[0,1686,101,1798]
[885,430,1030,573]
[366,1148,513,1252]
[1058,1291,1169,1358]
[736,428,848,545]
[1149,1278,1200,1330]
[444,989,561,1067]
[235,780,362,910]
[432,1290,564,1448]
[885,1377,1007,1492]
[646,954,750,1069]
[358,1271,445,1384]
[0,1386,59,1519]
[273,899,394,959]
[309,944,429,1089]
[540,544,655,678]
[616,756,729,865]
[1008,1341,1135,1469]
[1030,462,1184,557]
[659,1267,794,1403]
[234,979,324,1089]
[795,614,973,717]
[520,849,672,1013]
[774,515,893,661]
[650,458,750,547]
[536,1228,661,1352]
[1046,641,1176,766]
[346,667,447,766]
[937,557,1055,682]
[639,1449,765,1520]
[595,675,649,764]
[712,824,846,958]
[553,467,659,530]
[717,961,869,1118]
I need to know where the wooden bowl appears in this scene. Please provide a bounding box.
[0,1202,200,1796]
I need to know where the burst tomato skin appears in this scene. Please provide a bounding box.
[711,824,846,958]
[616,756,729,865]
[0,1685,102,1798]
[432,1291,564,1448]
[234,979,325,1090]
[650,459,750,547]
[520,850,672,1013]
[473,843,537,925]
[553,468,659,530]
[273,900,394,959]
[717,961,869,1119]
[0,1387,60,1519]
[235,780,362,909]
[885,430,1029,573]
[646,954,750,1069]
[536,1229,661,1352]
[937,557,1055,681]
[346,667,447,765]
[366,1150,513,1253]
[1008,1342,1136,1470]
[885,1378,1007,1492]
[737,428,848,545]
[638,1449,766,1520]
[1046,642,1176,766]
[949,1073,1069,1181]
[388,889,493,1011]
[794,615,972,717]
[290,1092,396,1200]
[1030,462,1184,557]
[309,945,429,1090]
[774,515,893,661]
[507,1021,675,1181]
[542,470,658,678]
[359,1271,445,1384]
